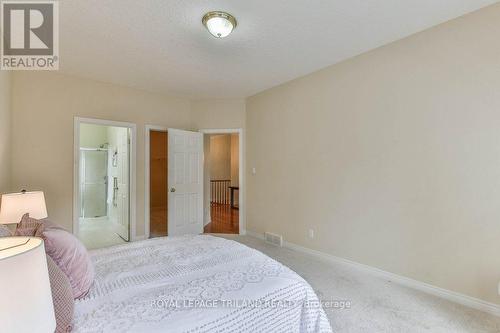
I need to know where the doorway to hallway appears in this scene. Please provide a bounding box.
[203,132,240,234]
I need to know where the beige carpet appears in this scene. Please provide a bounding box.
[219,234,500,333]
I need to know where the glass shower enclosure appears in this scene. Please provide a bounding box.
[80,148,108,218]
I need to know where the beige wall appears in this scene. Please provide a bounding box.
[191,99,246,129]
[209,134,231,181]
[246,5,500,304]
[0,71,11,194]
[203,135,211,225]
[11,72,191,236]
[230,133,239,188]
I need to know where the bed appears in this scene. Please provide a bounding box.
[73,235,332,332]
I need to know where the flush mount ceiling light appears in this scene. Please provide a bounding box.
[202,11,237,38]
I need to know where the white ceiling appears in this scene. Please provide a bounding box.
[59,0,498,99]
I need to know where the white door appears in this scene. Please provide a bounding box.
[168,129,204,236]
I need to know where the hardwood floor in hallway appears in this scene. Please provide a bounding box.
[150,206,167,238]
[204,204,239,234]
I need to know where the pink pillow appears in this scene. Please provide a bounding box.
[46,255,74,332]
[15,213,45,237]
[42,228,94,299]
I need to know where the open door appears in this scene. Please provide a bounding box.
[168,129,204,235]
[115,128,130,241]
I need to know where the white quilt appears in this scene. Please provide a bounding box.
[74,235,332,333]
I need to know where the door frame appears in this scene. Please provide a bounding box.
[73,117,137,241]
[199,128,245,235]
[145,127,245,237]
[144,125,168,239]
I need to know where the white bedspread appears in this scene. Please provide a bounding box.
[74,235,332,333]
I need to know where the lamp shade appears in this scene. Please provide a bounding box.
[0,191,48,224]
[0,237,56,333]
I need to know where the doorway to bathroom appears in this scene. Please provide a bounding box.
[73,118,136,249]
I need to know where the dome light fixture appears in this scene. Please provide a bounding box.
[202,11,237,38]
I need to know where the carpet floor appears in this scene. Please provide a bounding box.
[219,234,500,333]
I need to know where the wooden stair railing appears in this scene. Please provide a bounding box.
[210,179,231,205]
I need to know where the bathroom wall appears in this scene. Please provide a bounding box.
[80,123,108,148]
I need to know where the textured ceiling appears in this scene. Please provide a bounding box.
[59,0,499,98]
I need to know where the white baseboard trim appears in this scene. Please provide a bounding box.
[133,235,147,241]
[245,230,500,317]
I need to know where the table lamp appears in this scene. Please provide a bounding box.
[0,190,48,224]
[0,236,56,333]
